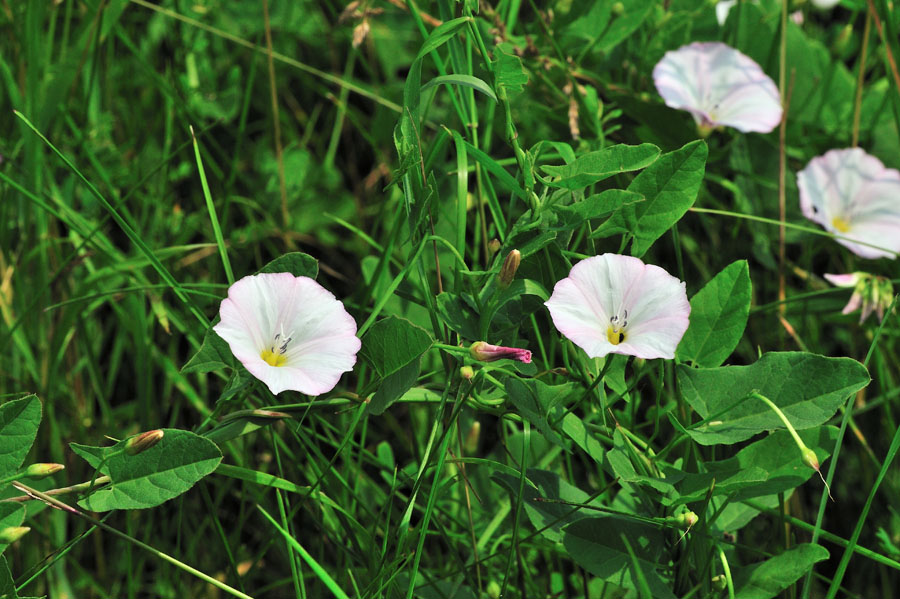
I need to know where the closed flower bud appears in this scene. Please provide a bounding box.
[469,341,532,363]
[24,463,65,480]
[711,574,727,591]
[125,429,164,456]
[801,446,820,472]
[488,239,501,254]
[0,526,30,544]
[464,421,481,454]
[674,510,698,529]
[498,249,521,289]
[459,366,475,380]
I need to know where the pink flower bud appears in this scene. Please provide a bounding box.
[469,342,532,363]
[125,430,165,456]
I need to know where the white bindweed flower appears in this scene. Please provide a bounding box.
[798,148,900,259]
[652,41,783,134]
[213,272,361,395]
[544,254,691,360]
[811,0,841,9]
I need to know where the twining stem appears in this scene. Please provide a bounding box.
[1,476,111,503]
[11,482,255,599]
[718,548,736,599]
[750,391,832,498]
[852,10,873,148]
[749,391,805,452]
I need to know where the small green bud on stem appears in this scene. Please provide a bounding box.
[498,249,521,289]
[0,526,30,544]
[459,365,474,381]
[24,463,65,480]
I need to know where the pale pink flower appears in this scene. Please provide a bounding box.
[824,272,894,323]
[469,342,532,363]
[213,273,361,395]
[545,254,691,360]
[653,42,783,134]
[798,148,900,259]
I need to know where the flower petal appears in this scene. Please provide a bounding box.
[798,148,900,259]
[653,42,782,133]
[617,265,691,360]
[545,254,690,360]
[214,273,360,396]
[823,273,860,288]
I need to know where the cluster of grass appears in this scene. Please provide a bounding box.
[2,0,900,597]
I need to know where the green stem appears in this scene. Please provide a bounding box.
[11,482,255,599]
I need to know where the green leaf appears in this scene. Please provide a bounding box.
[596,140,707,257]
[72,429,222,511]
[492,468,600,542]
[678,352,870,445]
[493,42,528,95]
[594,0,653,53]
[0,396,41,479]
[541,143,660,189]
[562,517,676,599]
[415,17,471,61]
[203,409,290,445]
[732,544,829,599]
[549,190,645,232]
[0,504,24,557]
[505,379,578,449]
[421,74,497,103]
[369,361,420,415]
[360,316,434,415]
[672,427,839,504]
[257,252,318,278]
[677,260,751,367]
[181,327,234,374]
[436,293,481,340]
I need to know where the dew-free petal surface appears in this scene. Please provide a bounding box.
[545,254,690,360]
[797,148,900,259]
[653,42,782,133]
[214,273,360,395]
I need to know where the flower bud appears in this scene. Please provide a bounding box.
[464,421,481,454]
[488,239,501,254]
[0,526,30,544]
[711,574,727,591]
[125,429,164,456]
[801,446,820,472]
[459,365,475,380]
[487,580,501,599]
[498,249,521,289]
[674,510,698,529]
[24,463,65,480]
[469,341,532,364]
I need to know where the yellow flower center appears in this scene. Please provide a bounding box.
[260,348,287,367]
[832,216,851,233]
[260,331,292,367]
[607,326,626,345]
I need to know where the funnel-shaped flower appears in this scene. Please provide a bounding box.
[545,254,691,360]
[798,148,900,259]
[214,273,361,395]
[653,42,782,133]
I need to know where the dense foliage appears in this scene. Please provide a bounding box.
[2,0,900,597]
